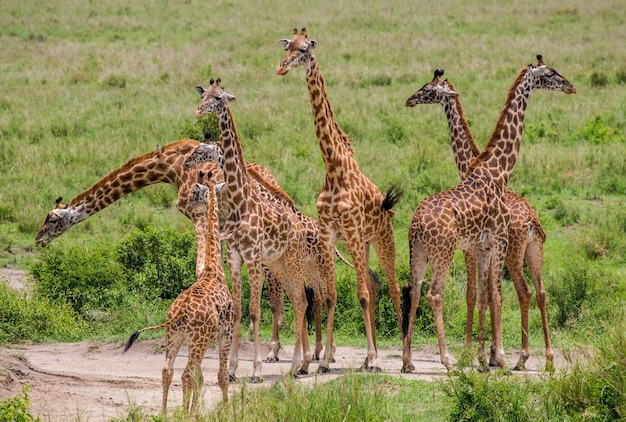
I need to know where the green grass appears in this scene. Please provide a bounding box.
[1,0,625,420]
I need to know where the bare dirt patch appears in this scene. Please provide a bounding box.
[0,339,563,421]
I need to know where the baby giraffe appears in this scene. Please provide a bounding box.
[123,170,234,414]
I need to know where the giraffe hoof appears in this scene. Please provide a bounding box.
[512,363,526,371]
[368,366,382,374]
[317,366,331,374]
[263,357,279,363]
[477,365,490,373]
[229,374,237,383]
[297,368,309,376]
[248,376,263,384]
[401,365,414,374]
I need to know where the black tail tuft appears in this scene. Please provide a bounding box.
[123,331,141,353]
[369,268,381,291]
[382,186,404,211]
[401,285,412,338]
[305,285,315,332]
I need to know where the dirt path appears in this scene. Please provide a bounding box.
[0,339,562,421]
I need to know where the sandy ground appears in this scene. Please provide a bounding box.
[0,268,563,421]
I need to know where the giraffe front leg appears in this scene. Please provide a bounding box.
[488,252,509,371]
[317,231,337,374]
[247,263,265,383]
[463,251,477,350]
[227,249,243,382]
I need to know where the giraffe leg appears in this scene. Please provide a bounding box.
[365,244,378,353]
[226,249,243,382]
[427,266,456,371]
[463,251,478,350]
[525,238,554,372]
[161,334,184,414]
[263,266,284,363]
[402,238,428,373]
[185,338,210,415]
[247,263,266,383]
[475,253,490,370]
[344,235,381,372]
[218,316,233,402]
[505,250,532,371]
[487,246,509,371]
[317,228,337,374]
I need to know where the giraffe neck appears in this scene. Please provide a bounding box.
[216,104,249,220]
[441,95,481,179]
[202,183,222,277]
[305,56,355,170]
[468,67,534,192]
[63,140,198,225]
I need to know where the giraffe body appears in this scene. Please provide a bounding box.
[405,70,553,371]
[277,28,404,372]
[192,79,311,382]
[402,58,575,371]
[124,171,234,415]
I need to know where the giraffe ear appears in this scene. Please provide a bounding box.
[215,182,226,194]
[222,93,237,103]
[438,81,459,97]
[530,65,547,76]
[195,86,206,97]
[309,39,317,49]
[278,39,290,49]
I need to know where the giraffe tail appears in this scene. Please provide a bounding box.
[381,186,404,211]
[123,331,141,353]
[305,285,315,332]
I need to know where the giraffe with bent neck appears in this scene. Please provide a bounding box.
[401,56,576,371]
[406,69,553,371]
[123,170,234,415]
[277,28,404,373]
[193,78,311,383]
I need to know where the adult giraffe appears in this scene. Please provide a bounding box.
[277,27,404,373]
[192,78,311,383]
[402,56,575,371]
[405,69,553,371]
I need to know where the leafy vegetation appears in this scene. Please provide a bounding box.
[0,0,625,420]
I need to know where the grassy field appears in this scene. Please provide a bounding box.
[1,0,625,419]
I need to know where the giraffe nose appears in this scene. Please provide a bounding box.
[276,63,290,75]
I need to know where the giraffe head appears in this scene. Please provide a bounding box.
[528,55,576,94]
[188,171,225,209]
[405,69,459,107]
[184,142,224,168]
[276,27,317,75]
[35,197,72,247]
[194,78,237,118]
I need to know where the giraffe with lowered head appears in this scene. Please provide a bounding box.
[123,170,234,414]
[277,27,404,373]
[193,78,311,383]
[405,69,554,371]
[401,56,575,371]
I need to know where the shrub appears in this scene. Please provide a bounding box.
[116,226,196,301]
[0,385,39,422]
[546,262,595,329]
[30,243,127,317]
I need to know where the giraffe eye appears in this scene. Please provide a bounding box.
[299,48,307,54]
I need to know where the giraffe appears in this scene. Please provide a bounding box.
[185,141,343,362]
[123,170,234,414]
[192,78,311,382]
[401,56,575,371]
[405,69,554,371]
[276,27,404,373]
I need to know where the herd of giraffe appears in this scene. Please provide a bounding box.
[34,27,576,414]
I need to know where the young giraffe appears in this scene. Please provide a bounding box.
[185,141,343,362]
[401,56,575,371]
[405,69,554,371]
[277,28,404,373]
[193,78,311,383]
[123,170,234,414]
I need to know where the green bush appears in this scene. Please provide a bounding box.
[0,280,83,343]
[30,243,127,317]
[116,226,197,301]
[0,385,39,422]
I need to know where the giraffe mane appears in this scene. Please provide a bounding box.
[467,66,529,173]
[68,140,198,206]
[247,166,296,207]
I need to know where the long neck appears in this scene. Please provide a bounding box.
[217,104,249,219]
[203,184,222,276]
[65,140,198,223]
[441,95,481,179]
[468,67,533,192]
[305,57,355,169]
